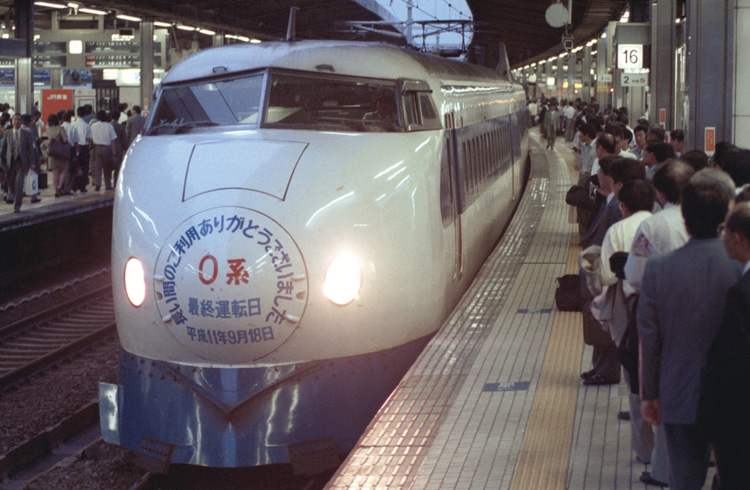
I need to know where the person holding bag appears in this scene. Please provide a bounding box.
[42,113,69,197]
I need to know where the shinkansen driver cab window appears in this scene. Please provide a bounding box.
[146,70,441,134]
[264,72,402,132]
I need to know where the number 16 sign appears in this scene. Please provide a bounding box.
[618,44,643,70]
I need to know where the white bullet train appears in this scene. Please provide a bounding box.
[100,39,529,470]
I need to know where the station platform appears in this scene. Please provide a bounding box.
[0,172,113,232]
[0,173,113,303]
[324,133,715,490]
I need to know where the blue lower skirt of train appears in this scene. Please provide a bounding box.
[99,334,433,468]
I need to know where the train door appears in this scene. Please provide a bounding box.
[440,111,463,280]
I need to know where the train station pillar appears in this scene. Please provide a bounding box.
[14,0,34,114]
[685,0,733,150]
[734,0,750,146]
[582,44,593,103]
[556,56,564,100]
[595,39,608,109]
[567,53,575,101]
[650,0,677,129]
[139,20,155,113]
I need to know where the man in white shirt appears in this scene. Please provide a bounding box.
[623,160,694,486]
[60,110,79,195]
[71,106,93,193]
[596,179,654,465]
[90,110,118,191]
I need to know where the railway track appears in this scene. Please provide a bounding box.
[0,285,116,392]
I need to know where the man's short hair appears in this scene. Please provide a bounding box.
[634,124,648,136]
[726,202,750,242]
[721,148,750,187]
[670,129,684,142]
[598,155,618,176]
[619,180,655,213]
[713,141,736,169]
[77,106,86,117]
[580,123,597,139]
[682,168,736,239]
[647,124,666,142]
[610,158,646,185]
[653,159,695,204]
[645,142,676,163]
[680,150,709,172]
[133,105,141,114]
[21,113,33,125]
[596,132,617,155]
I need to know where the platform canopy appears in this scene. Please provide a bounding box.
[1,0,628,68]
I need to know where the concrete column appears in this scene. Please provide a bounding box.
[685,0,733,150]
[213,34,224,47]
[140,20,155,113]
[567,53,575,100]
[650,0,676,128]
[582,44,593,102]
[734,0,750,146]
[556,56,564,100]
[14,0,34,114]
[595,39,608,109]
[50,68,62,89]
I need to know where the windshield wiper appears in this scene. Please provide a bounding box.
[145,120,219,135]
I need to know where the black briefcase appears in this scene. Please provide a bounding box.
[38,171,48,189]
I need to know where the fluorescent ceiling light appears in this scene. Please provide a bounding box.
[154,21,172,27]
[117,14,141,22]
[249,38,261,43]
[79,7,107,15]
[198,29,215,35]
[35,1,67,8]
[176,25,196,31]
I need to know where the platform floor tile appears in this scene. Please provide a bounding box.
[325,135,713,490]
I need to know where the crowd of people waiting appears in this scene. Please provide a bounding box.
[547,97,750,490]
[0,102,146,212]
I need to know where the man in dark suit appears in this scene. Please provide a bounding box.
[0,113,37,212]
[638,169,741,490]
[125,105,145,148]
[580,153,623,385]
[699,201,750,489]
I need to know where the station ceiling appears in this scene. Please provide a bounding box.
[2,0,628,68]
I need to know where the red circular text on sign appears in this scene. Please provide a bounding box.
[198,255,218,285]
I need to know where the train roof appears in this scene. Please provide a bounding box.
[162,40,509,88]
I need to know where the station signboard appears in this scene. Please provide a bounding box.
[618,44,643,70]
[621,72,648,87]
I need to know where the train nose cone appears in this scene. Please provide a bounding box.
[153,207,308,363]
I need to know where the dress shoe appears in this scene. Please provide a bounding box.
[95,186,100,191]
[13,208,20,213]
[80,188,87,193]
[640,471,668,487]
[583,374,618,385]
[580,369,597,380]
[31,197,41,203]
[617,411,631,421]
[105,186,113,190]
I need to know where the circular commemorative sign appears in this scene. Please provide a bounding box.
[153,207,308,363]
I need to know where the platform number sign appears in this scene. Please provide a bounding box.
[618,44,643,70]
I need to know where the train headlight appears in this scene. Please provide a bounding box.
[323,252,361,305]
[124,257,146,307]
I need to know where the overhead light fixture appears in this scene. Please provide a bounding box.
[67,2,78,7]
[249,38,261,43]
[176,25,196,31]
[79,7,107,15]
[154,21,172,27]
[117,14,141,22]
[34,1,67,8]
[198,29,216,36]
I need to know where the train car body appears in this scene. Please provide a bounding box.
[100,40,529,470]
